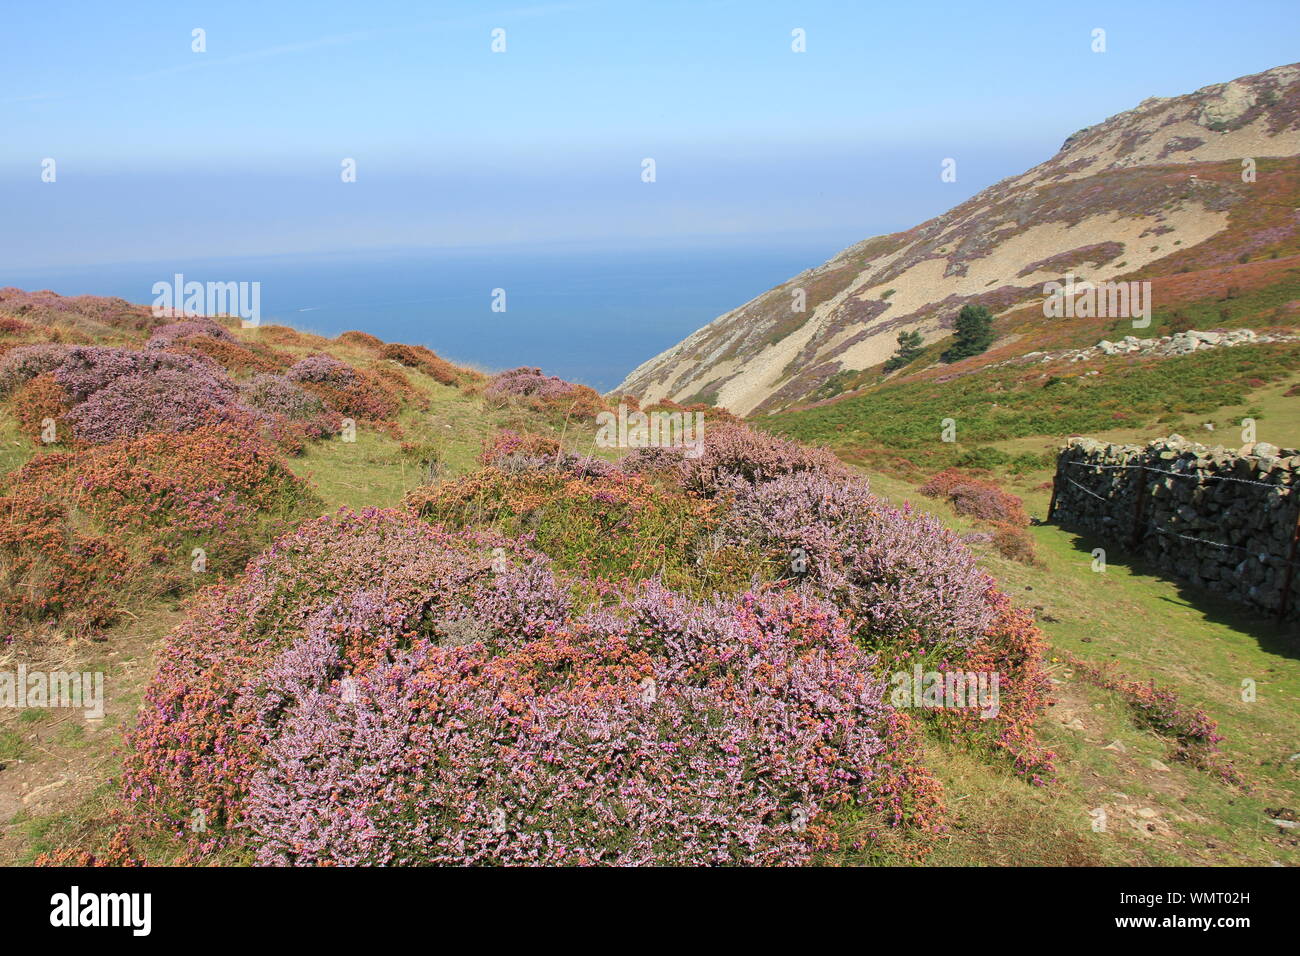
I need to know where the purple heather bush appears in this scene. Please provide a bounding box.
[64,368,242,443]
[56,346,227,402]
[484,366,581,401]
[435,556,573,647]
[0,343,67,394]
[618,444,689,475]
[243,582,926,866]
[117,393,1045,866]
[673,422,847,495]
[721,470,997,647]
[285,353,361,388]
[0,344,229,402]
[620,423,995,646]
[0,344,356,446]
[0,288,144,324]
[124,509,574,825]
[0,344,245,443]
[240,373,332,421]
[146,319,236,349]
[126,507,942,865]
[478,427,618,479]
[492,449,619,479]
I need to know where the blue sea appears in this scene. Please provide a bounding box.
[3,237,854,393]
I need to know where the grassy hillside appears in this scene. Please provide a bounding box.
[863,470,1299,866]
[1,289,1296,867]
[763,339,1300,474]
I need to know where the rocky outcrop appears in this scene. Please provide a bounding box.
[998,327,1298,370]
[1051,436,1300,619]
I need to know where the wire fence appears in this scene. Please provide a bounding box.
[1049,456,1300,618]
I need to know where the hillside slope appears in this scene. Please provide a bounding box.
[2,290,1295,869]
[616,62,1300,415]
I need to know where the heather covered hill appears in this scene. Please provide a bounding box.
[0,289,1061,866]
[0,293,1061,864]
[616,62,1300,415]
[1,287,1295,867]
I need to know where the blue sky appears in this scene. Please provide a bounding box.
[3,0,1297,270]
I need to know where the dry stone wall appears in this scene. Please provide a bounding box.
[1051,435,1300,620]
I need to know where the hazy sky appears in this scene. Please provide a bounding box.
[3,0,1297,270]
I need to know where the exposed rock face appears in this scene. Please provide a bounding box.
[616,63,1300,415]
[1198,79,1258,129]
[991,327,1298,370]
[1051,436,1300,619]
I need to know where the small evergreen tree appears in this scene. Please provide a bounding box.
[883,330,924,371]
[941,304,994,363]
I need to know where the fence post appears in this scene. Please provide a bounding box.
[1128,462,1152,552]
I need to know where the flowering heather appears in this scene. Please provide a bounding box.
[618,444,690,475]
[919,469,1030,526]
[438,556,573,648]
[1063,652,1238,782]
[50,346,230,403]
[285,353,361,388]
[240,373,341,435]
[0,423,319,637]
[0,460,132,634]
[337,330,385,350]
[112,373,1059,865]
[254,325,331,348]
[172,335,289,376]
[918,470,1037,564]
[478,428,561,465]
[714,469,1054,778]
[0,343,247,443]
[469,428,619,480]
[32,828,144,868]
[645,397,743,428]
[0,288,155,331]
[928,591,1056,782]
[989,524,1038,565]
[285,354,400,421]
[0,343,68,395]
[8,373,71,444]
[65,367,243,443]
[142,564,939,865]
[123,509,565,827]
[485,366,580,401]
[380,343,464,387]
[366,362,420,403]
[721,470,997,646]
[676,422,847,495]
[0,316,33,336]
[483,366,606,420]
[145,319,236,349]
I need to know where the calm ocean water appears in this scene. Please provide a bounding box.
[4,238,850,392]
